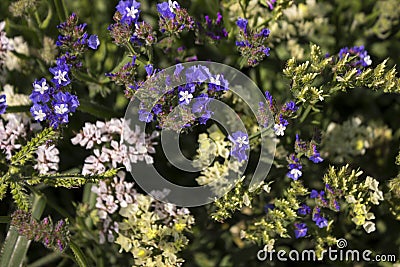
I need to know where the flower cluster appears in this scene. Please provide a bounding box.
[34,144,60,175]
[11,210,70,252]
[235,18,271,66]
[71,118,158,174]
[91,171,135,243]
[56,13,100,68]
[157,1,195,35]
[30,74,79,128]
[337,45,372,74]
[0,21,14,71]
[29,13,100,128]
[91,169,195,266]
[116,193,195,266]
[197,12,228,42]
[258,91,298,136]
[129,64,229,130]
[228,131,250,162]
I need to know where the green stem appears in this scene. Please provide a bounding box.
[0,216,10,223]
[249,124,272,141]
[78,98,120,119]
[27,252,62,267]
[53,0,67,22]
[5,105,30,113]
[299,105,312,123]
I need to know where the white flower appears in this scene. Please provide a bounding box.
[54,70,68,84]
[273,123,286,136]
[243,193,251,206]
[363,221,376,233]
[54,103,68,115]
[363,55,372,66]
[34,80,49,94]
[235,135,249,148]
[125,7,139,19]
[34,144,59,174]
[179,90,193,105]
[33,109,46,121]
[289,168,302,180]
[168,0,179,10]
[209,74,222,86]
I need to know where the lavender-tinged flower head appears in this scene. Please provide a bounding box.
[294,223,308,238]
[236,17,248,32]
[157,1,180,19]
[49,58,71,88]
[87,34,100,50]
[228,131,250,162]
[116,0,141,25]
[297,204,311,215]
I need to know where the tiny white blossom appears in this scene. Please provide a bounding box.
[34,81,49,94]
[289,168,302,180]
[33,109,46,121]
[54,70,68,84]
[125,7,139,19]
[363,55,372,66]
[363,221,376,233]
[273,123,286,136]
[235,136,249,148]
[179,90,193,105]
[54,104,68,115]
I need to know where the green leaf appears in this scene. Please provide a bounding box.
[69,241,89,267]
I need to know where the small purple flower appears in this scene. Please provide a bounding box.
[282,101,299,112]
[309,144,323,163]
[157,1,176,19]
[87,34,100,50]
[313,213,328,228]
[294,223,308,238]
[0,94,7,114]
[30,104,48,122]
[265,91,274,109]
[145,64,154,76]
[310,189,324,199]
[256,28,270,37]
[152,104,162,115]
[138,109,153,122]
[297,204,311,215]
[185,65,211,83]
[174,63,184,76]
[228,131,250,162]
[333,200,340,211]
[266,0,276,10]
[49,59,70,87]
[236,17,248,32]
[116,0,141,25]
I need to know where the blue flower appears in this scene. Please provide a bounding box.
[87,34,100,50]
[263,47,270,56]
[294,223,308,238]
[282,100,298,112]
[297,204,311,215]
[333,200,340,211]
[310,189,324,199]
[145,64,154,76]
[157,2,176,19]
[256,28,270,37]
[313,214,328,228]
[152,104,162,115]
[178,90,193,105]
[30,104,48,122]
[0,94,7,115]
[185,65,211,83]
[236,17,248,32]
[116,0,141,25]
[138,109,153,122]
[30,78,52,103]
[49,59,70,87]
[264,91,274,109]
[174,64,184,76]
[192,95,210,114]
[309,144,323,163]
[228,131,250,162]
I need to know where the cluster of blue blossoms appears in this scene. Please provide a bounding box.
[235,18,271,66]
[137,64,229,128]
[334,45,372,74]
[30,60,79,128]
[30,14,100,128]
